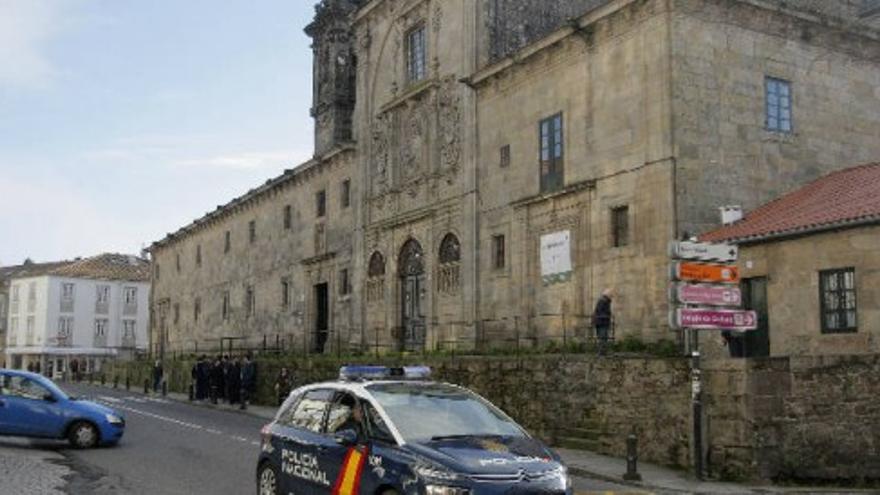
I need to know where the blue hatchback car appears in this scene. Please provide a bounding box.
[0,369,125,448]
[257,366,571,495]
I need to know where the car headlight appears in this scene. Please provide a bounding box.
[414,464,460,482]
[424,485,469,495]
[105,413,124,425]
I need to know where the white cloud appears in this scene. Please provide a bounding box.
[173,150,309,171]
[0,0,63,89]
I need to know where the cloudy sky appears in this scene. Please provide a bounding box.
[0,0,317,266]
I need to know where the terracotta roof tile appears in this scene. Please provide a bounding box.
[49,254,151,282]
[0,261,74,281]
[701,163,880,244]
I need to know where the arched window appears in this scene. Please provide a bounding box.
[437,233,461,295]
[368,251,386,278]
[398,239,424,277]
[438,233,461,265]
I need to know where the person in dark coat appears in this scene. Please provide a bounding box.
[152,360,163,393]
[274,367,292,406]
[226,357,242,405]
[240,355,257,410]
[209,357,225,404]
[196,355,209,400]
[593,288,613,356]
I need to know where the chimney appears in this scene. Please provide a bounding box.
[720,206,743,225]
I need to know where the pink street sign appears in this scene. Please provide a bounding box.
[674,308,758,331]
[676,284,742,306]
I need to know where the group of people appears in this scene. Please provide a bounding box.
[190,354,258,409]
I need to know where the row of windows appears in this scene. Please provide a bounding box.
[59,284,138,305]
[169,266,861,338]
[175,269,353,326]
[6,318,136,341]
[497,76,793,195]
[162,179,352,279]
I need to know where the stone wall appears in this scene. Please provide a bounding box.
[705,355,880,482]
[150,150,357,356]
[671,0,880,237]
[108,352,880,483]
[106,354,693,469]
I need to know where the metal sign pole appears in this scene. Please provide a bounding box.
[691,328,703,481]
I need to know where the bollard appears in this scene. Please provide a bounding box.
[162,381,167,397]
[622,433,642,481]
[100,374,106,386]
[114,375,119,389]
[144,378,149,395]
[126,376,130,391]
[188,384,194,401]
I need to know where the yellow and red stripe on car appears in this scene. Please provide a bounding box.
[332,447,368,495]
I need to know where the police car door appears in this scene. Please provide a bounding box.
[321,392,371,495]
[277,388,335,495]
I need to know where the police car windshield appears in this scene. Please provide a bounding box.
[366,383,524,442]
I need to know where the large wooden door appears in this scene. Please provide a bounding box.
[314,283,329,353]
[399,240,425,352]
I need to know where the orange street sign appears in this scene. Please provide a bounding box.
[673,262,739,284]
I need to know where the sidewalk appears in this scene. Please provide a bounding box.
[0,440,70,495]
[558,448,877,495]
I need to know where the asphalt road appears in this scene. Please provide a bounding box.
[2,383,652,495]
[54,382,267,494]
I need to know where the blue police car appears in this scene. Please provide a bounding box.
[257,366,572,495]
[0,369,125,448]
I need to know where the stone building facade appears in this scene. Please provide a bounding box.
[149,0,880,356]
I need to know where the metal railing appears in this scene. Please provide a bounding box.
[156,313,626,360]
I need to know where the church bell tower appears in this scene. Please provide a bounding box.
[305,0,360,157]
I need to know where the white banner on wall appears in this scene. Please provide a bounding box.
[540,230,572,285]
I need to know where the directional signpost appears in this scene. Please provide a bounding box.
[673,262,739,284]
[672,308,757,331]
[670,241,738,263]
[673,284,742,307]
[667,240,748,481]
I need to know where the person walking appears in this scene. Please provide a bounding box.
[240,355,257,410]
[274,367,292,406]
[227,357,242,405]
[152,359,163,393]
[196,355,209,400]
[210,356,224,404]
[593,288,614,356]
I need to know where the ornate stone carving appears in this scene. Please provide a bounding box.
[437,77,462,172]
[432,4,443,33]
[399,99,428,183]
[371,113,391,194]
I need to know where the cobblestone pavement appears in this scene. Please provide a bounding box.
[0,440,70,495]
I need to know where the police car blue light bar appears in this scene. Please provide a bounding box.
[339,365,432,381]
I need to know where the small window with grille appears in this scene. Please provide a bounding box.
[819,268,857,334]
[611,205,630,248]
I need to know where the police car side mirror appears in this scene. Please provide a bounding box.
[43,393,57,403]
[334,429,358,446]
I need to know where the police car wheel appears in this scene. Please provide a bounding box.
[69,422,98,449]
[257,463,280,495]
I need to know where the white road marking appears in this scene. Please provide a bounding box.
[98,396,124,404]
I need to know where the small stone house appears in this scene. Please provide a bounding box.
[702,163,880,356]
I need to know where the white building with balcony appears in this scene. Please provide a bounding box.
[4,254,151,376]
